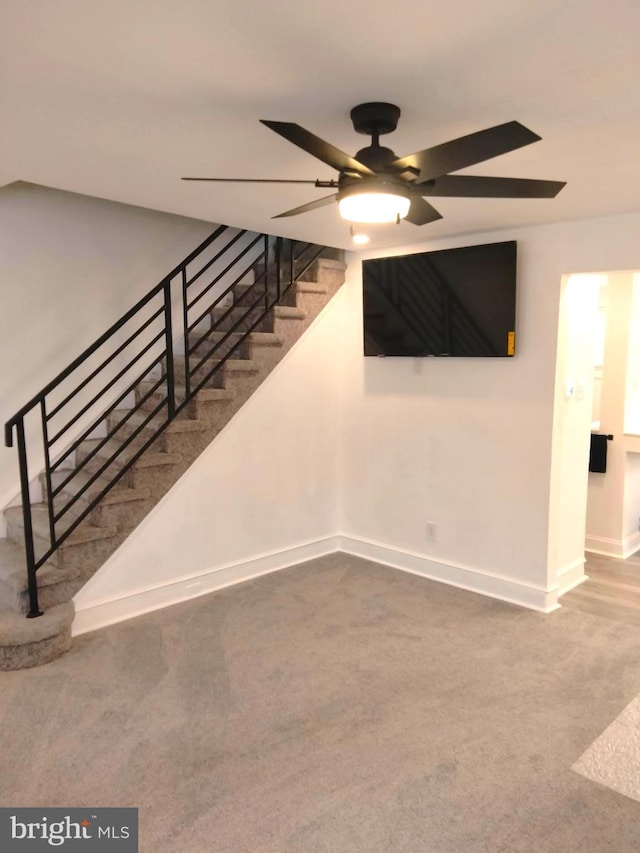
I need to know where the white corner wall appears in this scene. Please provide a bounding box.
[73,291,344,634]
[340,212,640,612]
[0,182,215,519]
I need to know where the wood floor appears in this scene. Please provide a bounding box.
[560,550,640,627]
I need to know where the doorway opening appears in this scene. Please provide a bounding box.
[554,270,640,624]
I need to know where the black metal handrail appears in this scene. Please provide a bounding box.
[4,227,327,617]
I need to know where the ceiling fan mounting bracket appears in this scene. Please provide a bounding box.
[350,102,401,137]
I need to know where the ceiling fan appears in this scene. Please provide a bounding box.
[182,102,566,226]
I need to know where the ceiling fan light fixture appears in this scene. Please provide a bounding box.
[349,224,370,245]
[338,183,411,224]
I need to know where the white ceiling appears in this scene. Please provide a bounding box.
[2,0,639,250]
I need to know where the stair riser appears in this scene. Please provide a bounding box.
[136,389,198,420]
[253,257,342,284]
[210,310,274,334]
[42,478,147,529]
[73,450,136,486]
[6,516,58,567]
[247,344,282,373]
[131,461,184,497]
[307,265,345,289]
[176,358,226,390]
[5,515,116,573]
[188,333,249,361]
[15,576,85,615]
[294,291,331,319]
[100,498,154,534]
[0,578,79,616]
[80,499,150,530]
[272,315,307,349]
[105,413,170,453]
[0,628,72,671]
[0,577,24,613]
[191,397,236,428]
[233,284,285,308]
[160,431,207,456]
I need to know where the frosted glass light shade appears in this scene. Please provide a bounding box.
[338,191,411,224]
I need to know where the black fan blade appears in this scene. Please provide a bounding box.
[182,177,319,184]
[272,193,338,219]
[404,196,443,226]
[261,120,375,176]
[417,174,566,198]
[392,121,541,182]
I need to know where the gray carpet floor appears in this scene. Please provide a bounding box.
[2,553,640,852]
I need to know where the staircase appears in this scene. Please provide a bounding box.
[0,229,346,670]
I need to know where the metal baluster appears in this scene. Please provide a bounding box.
[163,280,176,419]
[40,399,56,554]
[275,237,282,302]
[264,234,269,312]
[181,268,190,399]
[15,419,42,617]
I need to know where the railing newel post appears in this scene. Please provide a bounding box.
[15,418,42,618]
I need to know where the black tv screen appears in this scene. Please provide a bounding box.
[362,240,517,357]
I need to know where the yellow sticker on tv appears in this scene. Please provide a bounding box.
[507,331,515,356]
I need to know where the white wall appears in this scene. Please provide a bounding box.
[624,454,640,550]
[585,273,634,555]
[341,212,640,611]
[555,274,603,568]
[0,183,215,520]
[73,291,344,634]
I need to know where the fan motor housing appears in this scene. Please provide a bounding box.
[350,102,401,136]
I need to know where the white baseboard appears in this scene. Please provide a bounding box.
[72,535,340,636]
[585,532,640,559]
[338,534,558,613]
[73,531,574,636]
[555,556,588,598]
[623,531,640,559]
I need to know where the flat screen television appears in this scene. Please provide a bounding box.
[362,240,517,357]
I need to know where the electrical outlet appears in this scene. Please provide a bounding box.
[425,522,437,542]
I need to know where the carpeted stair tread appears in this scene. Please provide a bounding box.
[0,601,74,645]
[136,380,233,402]
[109,408,209,437]
[248,332,284,347]
[5,504,117,545]
[176,356,260,375]
[189,387,237,402]
[0,601,74,669]
[77,438,182,470]
[0,545,85,597]
[273,305,306,319]
[0,539,29,592]
[46,468,150,507]
[295,281,330,294]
